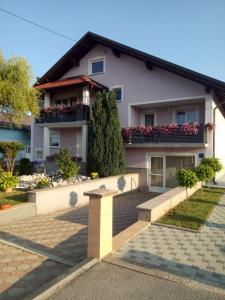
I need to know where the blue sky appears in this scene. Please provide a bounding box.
[1,0,225,82]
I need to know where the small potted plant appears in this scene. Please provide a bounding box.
[90,172,99,180]
[0,200,11,210]
[0,172,19,193]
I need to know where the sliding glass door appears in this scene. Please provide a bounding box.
[148,155,195,191]
[149,156,165,192]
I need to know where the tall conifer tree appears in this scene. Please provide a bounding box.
[87,91,125,177]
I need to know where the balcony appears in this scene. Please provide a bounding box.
[122,123,209,147]
[36,104,90,124]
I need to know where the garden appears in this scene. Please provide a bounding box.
[0,142,90,210]
[158,157,224,230]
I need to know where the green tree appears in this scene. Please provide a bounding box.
[177,169,199,211]
[0,141,24,173]
[0,52,40,126]
[88,91,125,177]
[55,149,79,180]
[195,164,214,199]
[201,158,223,174]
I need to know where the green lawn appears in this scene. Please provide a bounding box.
[158,187,224,230]
[0,189,28,206]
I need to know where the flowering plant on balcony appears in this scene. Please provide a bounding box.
[181,122,200,135]
[41,103,87,114]
[121,122,202,141]
[205,122,215,131]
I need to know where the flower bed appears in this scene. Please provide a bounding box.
[18,173,90,190]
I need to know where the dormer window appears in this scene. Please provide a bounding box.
[88,57,105,75]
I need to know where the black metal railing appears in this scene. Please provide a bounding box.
[36,105,90,124]
[124,125,207,144]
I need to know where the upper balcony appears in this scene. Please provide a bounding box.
[122,123,211,148]
[36,104,90,125]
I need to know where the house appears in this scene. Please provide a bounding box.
[0,112,32,161]
[33,32,225,192]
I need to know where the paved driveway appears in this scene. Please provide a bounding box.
[113,194,225,290]
[0,191,156,299]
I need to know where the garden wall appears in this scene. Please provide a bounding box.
[28,173,139,215]
[137,183,201,223]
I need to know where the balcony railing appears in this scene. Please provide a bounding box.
[122,124,208,144]
[36,104,90,124]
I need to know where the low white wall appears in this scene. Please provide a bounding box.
[137,183,201,223]
[29,173,139,215]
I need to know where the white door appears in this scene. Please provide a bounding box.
[148,156,166,192]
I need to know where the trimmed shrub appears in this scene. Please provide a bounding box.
[201,158,223,174]
[195,164,214,198]
[18,158,34,175]
[0,141,24,173]
[177,169,199,211]
[55,149,80,180]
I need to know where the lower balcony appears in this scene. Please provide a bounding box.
[36,104,90,124]
[122,123,210,147]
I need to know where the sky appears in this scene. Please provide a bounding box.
[0,0,225,82]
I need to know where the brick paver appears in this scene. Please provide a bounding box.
[0,191,156,299]
[113,194,225,290]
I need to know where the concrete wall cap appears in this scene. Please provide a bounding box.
[84,189,118,198]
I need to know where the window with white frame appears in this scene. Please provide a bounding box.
[50,133,60,148]
[35,148,43,160]
[88,57,105,75]
[25,145,31,154]
[175,109,198,125]
[111,86,123,102]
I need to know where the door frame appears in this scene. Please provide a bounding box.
[146,152,197,192]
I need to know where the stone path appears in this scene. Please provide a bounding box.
[113,194,225,290]
[0,191,156,299]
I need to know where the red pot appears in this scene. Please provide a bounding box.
[0,204,11,210]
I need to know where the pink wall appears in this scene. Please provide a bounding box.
[62,44,206,127]
[49,128,81,156]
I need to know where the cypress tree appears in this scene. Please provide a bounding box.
[87,91,125,177]
[87,92,106,176]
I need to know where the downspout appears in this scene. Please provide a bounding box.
[212,100,225,184]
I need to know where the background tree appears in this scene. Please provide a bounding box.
[201,158,223,175]
[177,169,199,211]
[0,141,24,173]
[102,91,125,176]
[195,164,214,199]
[88,91,125,177]
[0,52,40,126]
[87,92,107,176]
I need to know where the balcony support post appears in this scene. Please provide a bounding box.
[43,126,50,160]
[81,125,88,162]
[44,92,50,108]
[82,86,90,105]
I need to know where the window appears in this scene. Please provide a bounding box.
[176,109,197,124]
[89,57,105,75]
[145,114,155,126]
[35,148,43,160]
[176,112,186,125]
[55,99,68,106]
[50,133,60,148]
[25,145,31,154]
[70,97,78,106]
[111,86,123,101]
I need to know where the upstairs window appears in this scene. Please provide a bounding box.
[111,86,123,101]
[55,99,68,106]
[89,57,105,75]
[145,113,155,126]
[176,109,197,125]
